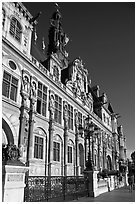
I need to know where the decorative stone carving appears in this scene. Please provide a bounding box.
[2,144,24,166]
[22,75,30,94]
[66,58,88,102]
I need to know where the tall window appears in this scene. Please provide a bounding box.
[103,113,106,123]
[68,146,72,163]
[2,71,18,102]
[54,94,62,124]
[2,9,6,28]
[53,66,59,81]
[68,104,73,130]
[36,82,47,117]
[34,136,44,159]
[9,17,22,42]
[78,112,82,126]
[53,142,60,161]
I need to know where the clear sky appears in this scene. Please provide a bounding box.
[23,1,135,159]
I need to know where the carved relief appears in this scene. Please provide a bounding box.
[22,75,30,93]
[66,58,88,102]
[30,77,37,99]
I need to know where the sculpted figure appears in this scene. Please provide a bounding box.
[22,75,29,93]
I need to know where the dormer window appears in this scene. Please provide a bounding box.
[53,66,59,81]
[9,17,22,43]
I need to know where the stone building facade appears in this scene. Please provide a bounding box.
[2,2,127,176]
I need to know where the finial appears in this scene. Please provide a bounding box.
[42,37,46,51]
[30,11,42,25]
[34,27,37,44]
[54,3,60,10]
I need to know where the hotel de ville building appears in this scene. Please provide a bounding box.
[2,2,127,179]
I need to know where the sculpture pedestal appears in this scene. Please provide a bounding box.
[84,170,99,197]
[2,165,29,202]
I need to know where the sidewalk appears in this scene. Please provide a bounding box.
[73,186,135,202]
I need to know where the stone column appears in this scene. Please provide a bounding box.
[74,109,79,176]
[18,71,30,163]
[97,135,101,170]
[63,101,69,176]
[83,116,87,166]
[26,78,37,167]
[48,91,55,176]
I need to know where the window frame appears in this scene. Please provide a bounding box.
[54,94,62,124]
[53,66,59,81]
[36,82,47,117]
[2,70,18,102]
[34,135,44,160]
[9,17,22,43]
[67,146,73,163]
[53,141,60,162]
[68,104,73,130]
[78,112,82,126]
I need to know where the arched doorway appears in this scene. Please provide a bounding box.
[107,155,112,170]
[79,143,84,174]
[2,118,14,145]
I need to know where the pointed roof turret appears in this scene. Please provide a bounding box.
[47,3,69,69]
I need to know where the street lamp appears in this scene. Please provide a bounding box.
[79,115,94,171]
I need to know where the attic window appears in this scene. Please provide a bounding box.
[9,60,17,70]
[53,66,59,81]
[9,17,22,42]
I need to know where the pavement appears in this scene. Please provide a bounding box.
[72,186,135,202]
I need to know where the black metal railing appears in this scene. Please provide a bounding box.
[24,176,88,202]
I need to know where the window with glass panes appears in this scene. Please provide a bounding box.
[54,95,62,124]
[68,146,72,163]
[53,142,60,161]
[2,71,18,102]
[9,17,22,42]
[68,104,73,130]
[34,136,44,159]
[78,112,82,126]
[36,82,47,117]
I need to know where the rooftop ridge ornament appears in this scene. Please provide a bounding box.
[34,27,37,44]
[29,11,42,26]
[42,37,46,51]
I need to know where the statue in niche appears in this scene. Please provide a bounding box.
[22,75,29,93]
[31,81,37,97]
[63,102,68,128]
[49,94,55,111]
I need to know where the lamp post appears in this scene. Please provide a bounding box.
[79,115,94,171]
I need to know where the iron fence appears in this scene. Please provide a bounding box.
[24,175,88,202]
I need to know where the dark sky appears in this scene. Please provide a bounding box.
[23,2,135,158]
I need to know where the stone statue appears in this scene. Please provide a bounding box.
[31,81,37,97]
[22,75,29,93]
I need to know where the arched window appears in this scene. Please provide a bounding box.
[9,17,22,42]
[34,128,47,160]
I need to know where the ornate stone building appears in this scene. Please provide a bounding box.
[2,2,127,176]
